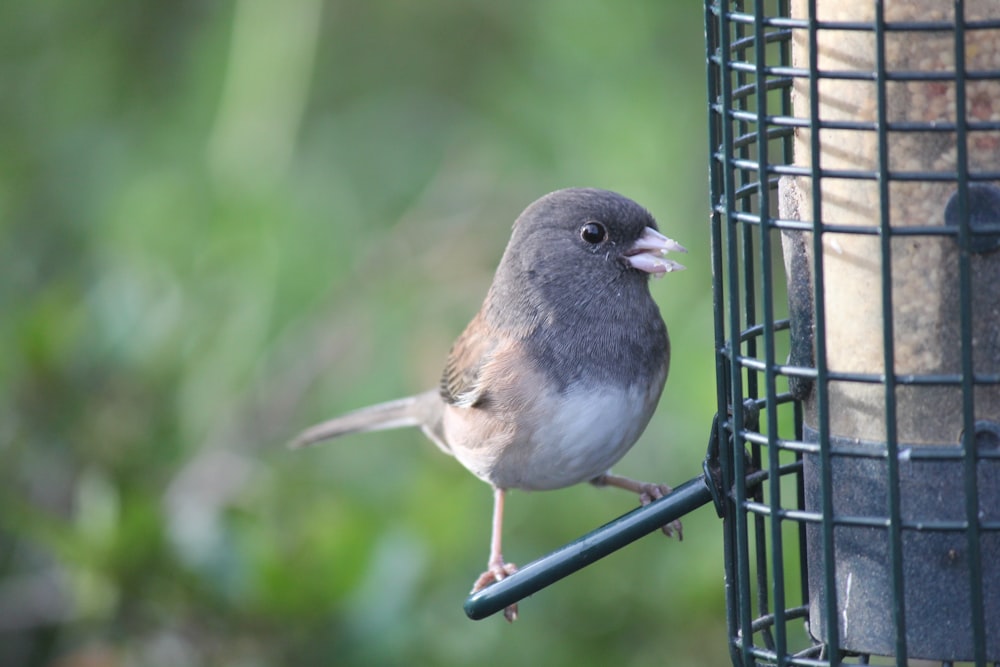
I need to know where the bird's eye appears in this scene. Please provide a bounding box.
[580,221,608,244]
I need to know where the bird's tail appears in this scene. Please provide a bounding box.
[288,390,441,449]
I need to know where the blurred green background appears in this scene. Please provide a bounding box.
[2,1,722,665]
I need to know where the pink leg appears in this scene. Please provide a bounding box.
[591,473,683,540]
[470,486,519,622]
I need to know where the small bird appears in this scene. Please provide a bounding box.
[291,188,686,621]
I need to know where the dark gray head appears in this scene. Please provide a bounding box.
[485,188,686,385]
[489,188,685,309]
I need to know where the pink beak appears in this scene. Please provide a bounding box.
[625,227,687,274]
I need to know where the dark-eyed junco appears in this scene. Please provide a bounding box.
[291,188,686,621]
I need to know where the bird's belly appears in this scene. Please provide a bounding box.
[450,383,659,491]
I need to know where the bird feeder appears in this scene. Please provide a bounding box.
[708,0,1000,663]
[467,3,1000,665]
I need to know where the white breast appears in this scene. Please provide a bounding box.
[450,382,658,491]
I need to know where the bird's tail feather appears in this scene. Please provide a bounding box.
[288,391,438,449]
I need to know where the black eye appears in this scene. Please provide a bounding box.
[580,221,608,244]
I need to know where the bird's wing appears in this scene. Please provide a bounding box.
[440,310,497,408]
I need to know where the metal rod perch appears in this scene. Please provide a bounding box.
[464,474,716,620]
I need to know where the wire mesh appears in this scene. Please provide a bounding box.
[706,1,1000,665]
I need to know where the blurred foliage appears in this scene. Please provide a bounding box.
[1,1,723,665]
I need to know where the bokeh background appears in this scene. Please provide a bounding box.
[2,1,722,665]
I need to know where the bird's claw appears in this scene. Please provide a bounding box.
[637,482,683,540]
[471,561,518,591]
[471,560,519,622]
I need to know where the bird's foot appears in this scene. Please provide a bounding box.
[590,474,683,540]
[471,558,519,622]
[636,481,683,540]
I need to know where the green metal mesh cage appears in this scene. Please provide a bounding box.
[707,0,1000,665]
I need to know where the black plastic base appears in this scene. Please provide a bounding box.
[803,427,1000,661]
